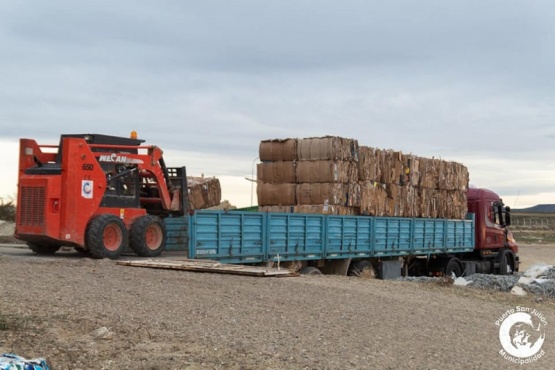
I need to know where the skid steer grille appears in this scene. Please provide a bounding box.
[19,186,45,227]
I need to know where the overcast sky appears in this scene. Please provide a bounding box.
[1,1,554,208]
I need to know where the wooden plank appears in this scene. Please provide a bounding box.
[116,259,298,277]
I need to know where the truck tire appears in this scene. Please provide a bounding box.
[444,258,463,278]
[498,250,514,275]
[300,266,322,275]
[129,215,166,257]
[348,260,376,278]
[86,215,128,260]
[27,243,60,255]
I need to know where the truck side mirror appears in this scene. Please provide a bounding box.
[505,211,511,226]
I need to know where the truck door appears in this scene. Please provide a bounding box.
[483,201,506,249]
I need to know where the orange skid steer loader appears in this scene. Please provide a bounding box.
[15,133,189,259]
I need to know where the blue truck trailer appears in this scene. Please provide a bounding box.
[164,210,476,278]
[164,186,519,279]
[16,134,519,279]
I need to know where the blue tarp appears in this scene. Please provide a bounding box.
[0,354,50,370]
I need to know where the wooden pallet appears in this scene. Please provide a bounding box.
[116,259,298,277]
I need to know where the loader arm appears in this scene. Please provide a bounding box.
[90,144,173,211]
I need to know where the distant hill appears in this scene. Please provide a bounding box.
[513,204,555,213]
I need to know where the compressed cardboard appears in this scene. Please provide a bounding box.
[257,183,296,206]
[187,176,222,210]
[296,183,351,206]
[259,139,297,161]
[257,136,469,219]
[296,160,358,184]
[257,162,296,183]
[358,146,381,182]
[297,136,359,162]
[359,181,388,217]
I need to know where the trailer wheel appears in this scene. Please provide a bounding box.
[444,258,463,278]
[86,215,128,260]
[300,267,323,275]
[27,243,60,255]
[348,260,376,278]
[129,215,166,257]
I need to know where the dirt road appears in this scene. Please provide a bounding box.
[1,243,555,369]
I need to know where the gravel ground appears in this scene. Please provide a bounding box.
[2,222,555,369]
[1,250,555,370]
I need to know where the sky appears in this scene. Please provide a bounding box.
[1,1,554,209]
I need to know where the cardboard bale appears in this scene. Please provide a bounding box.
[297,136,359,162]
[418,188,438,218]
[257,183,296,206]
[296,160,358,183]
[418,158,438,189]
[358,146,381,182]
[359,181,388,216]
[403,185,419,218]
[417,158,469,191]
[187,177,222,210]
[257,162,296,183]
[437,190,468,219]
[402,154,420,187]
[376,151,420,187]
[296,183,360,206]
[259,139,297,161]
[378,149,403,184]
[451,162,469,191]
[297,183,346,205]
[348,182,362,207]
[392,151,404,186]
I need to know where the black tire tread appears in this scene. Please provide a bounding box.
[444,257,463,278]
[348,260,376,278]
[129,215,166,257]
[85,214,128,260]
[27,243,60,255]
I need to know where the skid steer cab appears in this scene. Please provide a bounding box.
[15,133,189,259]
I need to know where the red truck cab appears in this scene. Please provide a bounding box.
[467,187,519,273]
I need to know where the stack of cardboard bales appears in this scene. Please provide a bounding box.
[358,148,469,218]
[258,136,469,219]
[187,176,222,210]
[257,137,360,215]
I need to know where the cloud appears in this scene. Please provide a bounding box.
[0,1,554,207]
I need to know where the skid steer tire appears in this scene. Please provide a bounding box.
[86,215,128,260]
[27,243,60,255]
[129,215,166,257]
